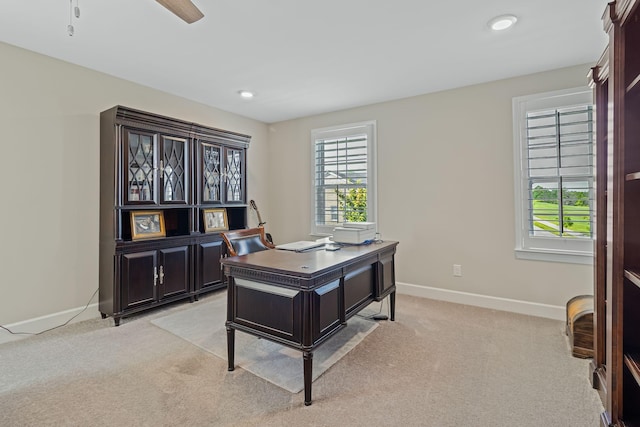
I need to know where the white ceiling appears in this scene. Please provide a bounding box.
[0,0,609,123]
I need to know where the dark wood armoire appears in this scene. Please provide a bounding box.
[591,1,640,425]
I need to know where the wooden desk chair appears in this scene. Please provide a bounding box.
[221,227,275,256]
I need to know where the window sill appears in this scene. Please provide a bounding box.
[515,248,593,265]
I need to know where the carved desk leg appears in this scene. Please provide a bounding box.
[226,325,235,371]
[303,351,313,405]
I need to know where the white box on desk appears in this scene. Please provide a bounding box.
[331,227,376,244]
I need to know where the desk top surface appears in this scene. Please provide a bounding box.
[221,240,398,278]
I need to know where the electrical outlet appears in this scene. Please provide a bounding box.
[453,264,462,277]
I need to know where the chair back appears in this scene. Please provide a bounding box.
[221,227,275,256]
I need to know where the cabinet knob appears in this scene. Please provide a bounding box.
[153,266,158,286]
[159,265,164,285]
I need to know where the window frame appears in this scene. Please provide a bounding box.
[512,87,594,265]
[310,121,377,236]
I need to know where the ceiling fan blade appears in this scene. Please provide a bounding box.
[156,0,204,24]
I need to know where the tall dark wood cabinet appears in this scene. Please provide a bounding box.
[592,1,640,425]
[590,43,610,417]
[99,106,250,326]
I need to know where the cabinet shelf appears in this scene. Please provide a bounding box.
[626,353,640,388]
[627,72,640,95]
[625,269,640,289]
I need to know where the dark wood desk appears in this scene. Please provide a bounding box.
[221,240,398,405]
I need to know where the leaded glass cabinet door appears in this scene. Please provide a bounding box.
[160,136,188,204]
[201,142,222,203]
[125,129,156,204]
[225,148,244,203]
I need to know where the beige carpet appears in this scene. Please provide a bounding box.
[150,293,378,393]
[0,292,604,427]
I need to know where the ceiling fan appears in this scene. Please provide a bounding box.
[155,0,204,24]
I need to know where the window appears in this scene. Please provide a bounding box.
[311,121,377,236]
[513,88,594,264]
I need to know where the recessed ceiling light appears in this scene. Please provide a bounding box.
[238,90,255,99]
[488,15,517,31]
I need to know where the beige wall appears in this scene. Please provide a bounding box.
[0,42,270,326]
[266,64,594,311]
[0,39,594,330]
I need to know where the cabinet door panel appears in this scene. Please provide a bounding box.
[124,129,157,204]
[121,251,157,309]
[313,279,341,341]
[344,264,374,316]
[225,148,245,203]
[159,246,189,298]
[200,142,223,204]
[197,240,224,289]
[234,279,302,344]
[161,136,188,204]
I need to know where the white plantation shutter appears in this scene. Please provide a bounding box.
[513,88,594,264]
[311,122,376,236]
[526,105,594,237]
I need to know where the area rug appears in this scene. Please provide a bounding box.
[151,292,379,393]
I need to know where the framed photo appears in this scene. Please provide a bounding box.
[131,211,166,240]
[203,208,228,232]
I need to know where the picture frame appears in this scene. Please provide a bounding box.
[203,208,228,232]
[130,211,166,240]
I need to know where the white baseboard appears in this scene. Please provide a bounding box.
[0,303,101,345]
[396,282,565,321]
